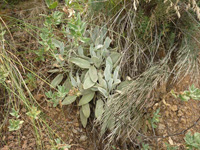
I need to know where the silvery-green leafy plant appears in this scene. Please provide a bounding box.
[8,108,24,131]
[52,138,71,150]
[8,119,24,132]
[60,27,121,127]
[149,108,160,129]
[48,26,122,127]
[42,7,123,127]
[184,131,200,150]
[171,84,200,101]
[26,106,41,120]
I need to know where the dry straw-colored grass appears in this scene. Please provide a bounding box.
[92,0,200,149]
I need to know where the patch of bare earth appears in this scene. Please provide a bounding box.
[149,77,200,149]
[0,105,94,150]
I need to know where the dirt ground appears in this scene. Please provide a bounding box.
[147,77,200,150]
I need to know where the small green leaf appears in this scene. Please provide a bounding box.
[82,103,90,118]
[51,74,63,88]
[62,95,77,105]
[68,23,78,31]
[95,99,104,118]
[49,1,58,9]
[89,66,98,83]
[83,75,95,89]
[179,94,190,101]
[78,91,95,106]
[80,108,87,128]
[70,57,91,69]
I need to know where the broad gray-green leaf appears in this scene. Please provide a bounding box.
[78,46,84,56]
[51,74,63,88]
[113,66,120,82]
[91,56,102,68]
[80,108,87,128]
[89,44,96,57]
[70,57,90,69]
[78,91,95,106]
[48,69,60,73]
[63,78,72,93]
[95,99,104,118]
[52,38,64,54]
[98,72,107,89]
[104,63,111,82]
[82,104,90,118]
[83,75,95,89]
[98,87,108,98]
[106,56,113,71]
[62,95,77,105]
[90,86,99,91]
[95,44,103,49]
[108,78,114,91]
[81,89,94,95]
[89,66,98,83]
[76,72,81,87]
[110,52,120,65]
[70,72,77,87]
[104,37,112,49]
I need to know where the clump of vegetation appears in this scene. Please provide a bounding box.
[185,131,200,150]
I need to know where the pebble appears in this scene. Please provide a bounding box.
[79,135,87,142]
[72,128,78,134]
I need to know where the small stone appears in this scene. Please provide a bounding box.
[178,110,183,117]
[171,105,178,112]
[181,118,186,124]
[72,128,78,134]
[75,123,79,127]
[168,137,174,145]
[79,135,87,142]
[158,124,165,131]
